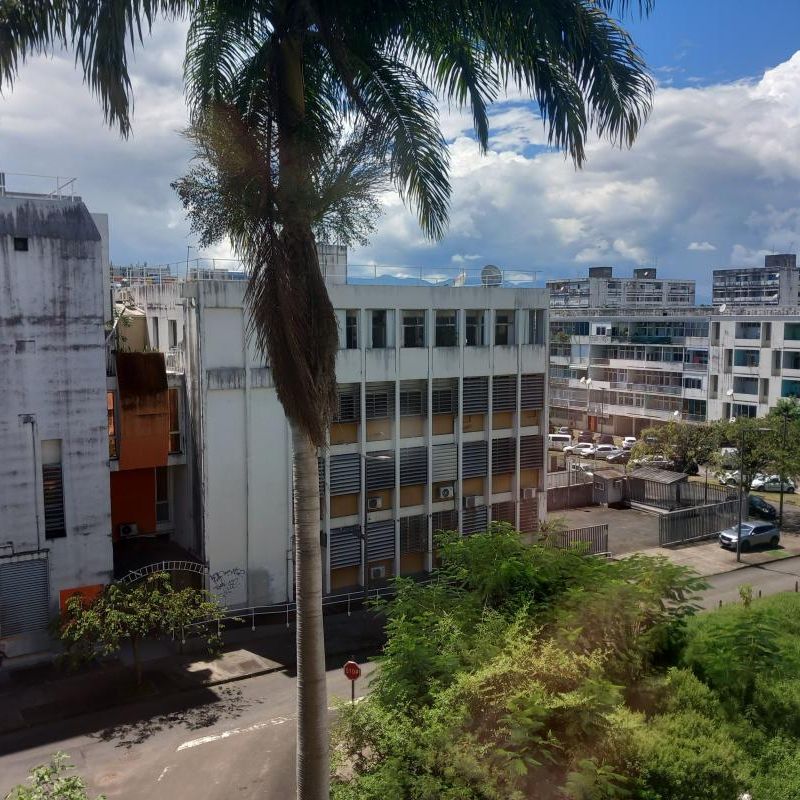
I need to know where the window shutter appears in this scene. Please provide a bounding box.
[492,375,517,411]
[520,435,544,469]
[400,447,428,485]
[432,444,457,481]
[431,509,458,534]
[329,453,362,495]
[399,515,427,553]
[330,526,361,568]
[492,438,516,474]
[462,505,488,535]
[462,440,488,478]
[367,520,395,561]
[463,376,488,413]
[366,452,395,490]
[521,374,544,410]
[42,464,66,538]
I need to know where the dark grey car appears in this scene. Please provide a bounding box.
[719,522,780,551]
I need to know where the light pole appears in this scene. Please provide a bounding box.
[362,452,392,600]
[778,409,790,530]
[580,375,592,433]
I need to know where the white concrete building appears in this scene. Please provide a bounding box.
[129,261,549,608]
[0,188,113,657]
[712,254,798,307]
[547,267,695,309]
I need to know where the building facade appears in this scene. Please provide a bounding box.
[128,268,550,608]
[712,254,798,307]
[0,190,113,657]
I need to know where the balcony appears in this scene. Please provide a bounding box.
[165,347,185,373]
[609,381,682,396]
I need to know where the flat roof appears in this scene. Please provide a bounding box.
[628,467,687,484]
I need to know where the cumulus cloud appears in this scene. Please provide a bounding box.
[2,30,800,302]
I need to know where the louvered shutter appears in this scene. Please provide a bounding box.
[492,438,516,474]
[462,440,488,478]
[462,505,488,535]
[432,444,457,481]
[367,520,395,561]
[400,447,427,485]
[334,385,360,422]
[366,453,394,490]
[329,453,361,495]
[492,375,517,411]
[492,501,516,525]
[0,556,50,636]
[463,377,488,413]
[521,374,544,410]
[520,435,544,469]
[330,525,361,568]
[399,515,427,553]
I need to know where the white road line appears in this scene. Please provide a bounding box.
[157,766,172,782]
[175,696,368,752]
[176,716,292,751]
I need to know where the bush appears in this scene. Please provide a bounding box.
[4,753,102,800]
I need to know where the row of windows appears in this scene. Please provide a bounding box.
[339,309,546,349]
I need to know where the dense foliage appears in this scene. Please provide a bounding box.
[4,753,102,800]
[332,528,800,799]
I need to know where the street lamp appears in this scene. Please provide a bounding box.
[362,452,392,600]
[580,376,592,432]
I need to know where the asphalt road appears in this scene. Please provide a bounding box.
[4,559,800,799]
[0,661,375,799]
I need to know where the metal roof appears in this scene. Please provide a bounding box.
[628,467,688,485]
[592,468,626,480]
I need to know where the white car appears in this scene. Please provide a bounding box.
[564,442,596,456]
[570,461,594,478]
[718,470,742,486]
[751,474,795,493]
[622,437,637,450]
[594,444,621,459]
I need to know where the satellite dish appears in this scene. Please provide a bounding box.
[481,264,503,286]
[719,303,727,313]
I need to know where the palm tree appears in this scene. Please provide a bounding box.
[1,3,654,797]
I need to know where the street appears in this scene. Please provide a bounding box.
[3,558,800,799]
[0,661,374,799]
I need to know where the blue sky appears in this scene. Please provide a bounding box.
[1,4,799,302]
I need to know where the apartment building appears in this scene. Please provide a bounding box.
[708,311,800,419]
[0,185,113,657]
[712,254,798,307]
[125,260,549,607]
[547,266,695,309]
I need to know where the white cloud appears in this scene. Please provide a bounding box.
[2,32,800,303]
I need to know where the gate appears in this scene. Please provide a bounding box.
[0,553,50,637]
[658,499,741,546]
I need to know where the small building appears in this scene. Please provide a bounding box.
[628,467,689,511]
[591,468,627,506]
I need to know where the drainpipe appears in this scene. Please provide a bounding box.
[21,415,42,550]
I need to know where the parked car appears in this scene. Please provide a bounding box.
[751,474,796,493]
[632,454,675,469]
[748,495,778,520]
[593,444,620,459]
[622,436,637,450]
[564,442,596,456]
[718,470,742,486]
[597,433,615,445]
[719,521,780,551]
[577,430,596,444]
[606,450,631,465]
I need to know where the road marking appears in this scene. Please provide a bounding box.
[157,766,171,782]
[177,716,291,751]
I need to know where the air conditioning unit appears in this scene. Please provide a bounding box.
[437,485,454,500]
[367,496,383,511]
[521,487,537,501]
[119,522,139,538]
[369,565,386,580]
[463,495,479,509]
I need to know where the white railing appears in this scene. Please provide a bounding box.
[165,347,185,373]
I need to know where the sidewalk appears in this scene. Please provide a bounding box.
[0,608,384,737]
[634,531,800,576]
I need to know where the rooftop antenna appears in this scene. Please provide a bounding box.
[480,264,502,286]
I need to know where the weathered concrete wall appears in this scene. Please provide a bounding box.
[0,196,113,655]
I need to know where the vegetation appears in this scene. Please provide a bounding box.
[4,753,102,800]
[632,419,718,474]
[57,573,226,686]
[332,528,800,799]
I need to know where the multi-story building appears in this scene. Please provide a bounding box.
[547,267,695,309]
[126,258,550,607]
[712,254,798,307]
[0,184,113,657]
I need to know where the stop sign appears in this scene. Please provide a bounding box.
[343,660,361,681]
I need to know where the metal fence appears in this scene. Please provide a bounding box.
[547,482,595,511]
[542,524,609,556]
[546,469,593,489]
[658,499,741,546]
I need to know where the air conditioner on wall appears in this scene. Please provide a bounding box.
[437,485,454,500]
[521,487,537,501]
[463,495,479,509]
[369,565,386,580]
[367,497,383,511]
[119,523,139,538]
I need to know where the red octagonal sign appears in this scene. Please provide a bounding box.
[343,660,361,681]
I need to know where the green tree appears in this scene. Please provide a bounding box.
[4,753,102,800]
[632,421,719,475]
[714,417,777,490]
[766,399,800,523]
[2,4,655,796]
[57,573,225,686]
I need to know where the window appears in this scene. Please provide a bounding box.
[683,377,702,390]
[365,388,392,419]
[732,402,757,418]
[528,309,545,345]
[399,389,424,416]
[786,322,800,341]
[13,237,28,252]
[465,310,485,346]
[168,320,178,349]
[155,466,170,524]
[782,379,800,399]
[151,318,160,349]
[370,310,387,348]
[168,387,182,453]
[345,310,358,349]
[41,439,65,539]
[494,310,515,345]
[107,391,118,459]
[734,349,759,367]
[435,310,457,346]
[403,311,425,347]
[733,376,758,395]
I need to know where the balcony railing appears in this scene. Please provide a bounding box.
[165,347,185,373]
[609,381,683,396]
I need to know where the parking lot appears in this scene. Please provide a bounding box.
[554,505,659,554]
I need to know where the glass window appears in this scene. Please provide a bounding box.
[371,310,387,349]
[683,377,702,390]
[782,379,800,398]
[156,467,170,524]
[435,310,457,347]
[494,310,515,345]
[403,311,425,348]
[733,376,758,395]
[465,310,485,346]
[786,323,800,341]
[734,349,759,367]
[345,310,358,349]
[168,387,182,453]
[168,320,178,349]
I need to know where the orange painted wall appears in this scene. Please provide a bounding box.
[119,398,169,470]
[111,468,156,539]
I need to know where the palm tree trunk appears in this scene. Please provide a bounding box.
[292,424,329,800]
